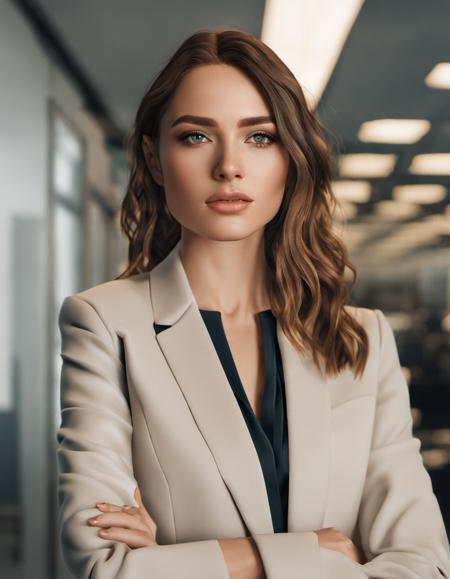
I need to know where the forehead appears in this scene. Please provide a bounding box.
[161,64,271,128]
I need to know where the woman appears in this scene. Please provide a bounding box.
[56,28,450,579]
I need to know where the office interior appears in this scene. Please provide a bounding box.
[0,0,449,577]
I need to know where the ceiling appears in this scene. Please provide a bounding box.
[317,0,450,270]
[15,0,450,269]
[20,0,266,134]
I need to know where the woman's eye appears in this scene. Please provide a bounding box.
[249,132,276,147]
[179,130,277,147]
[180,131,208,145]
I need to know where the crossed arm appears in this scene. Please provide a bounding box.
[57,296,450,579]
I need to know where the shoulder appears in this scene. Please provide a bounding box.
[59,271,152,328]
[344,304,379,335]
[343,305,398,365]
[75,271,149,303]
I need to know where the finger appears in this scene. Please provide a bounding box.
[134,486,143,505]
[88,512,147,533]
[97,526,155,549]
[96,503,138,514]
[96,503,124,512]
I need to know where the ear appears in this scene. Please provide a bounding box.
[142,135,164,186]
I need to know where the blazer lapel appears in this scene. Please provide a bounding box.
[149,240,332,536]
[277,327,332,532]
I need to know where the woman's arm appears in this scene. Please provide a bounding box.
[57,295,230,579]
[218,537,266,579]
[57,295,317,579]
[352,309,450,578]
[245,309,450,579]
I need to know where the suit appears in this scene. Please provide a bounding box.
[56,239,450,578]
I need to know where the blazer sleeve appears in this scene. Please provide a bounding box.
[56,295,230,579]
[250,308,450,579]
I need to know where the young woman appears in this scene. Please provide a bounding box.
[56,28,450,579]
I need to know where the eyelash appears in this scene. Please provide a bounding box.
[179,130,277,148]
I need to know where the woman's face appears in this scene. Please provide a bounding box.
[144,63,290,242]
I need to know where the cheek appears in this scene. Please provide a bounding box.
[162,159,204,218]
[164,153,198,191]
[255,152,289,198]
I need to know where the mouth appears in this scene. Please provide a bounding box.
[206,199,253,214]
[206,192,253,203]
[206,198,252,203]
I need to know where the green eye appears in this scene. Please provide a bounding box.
[250,132,276,146]
[179,130,277,147]
[180,131,208,145]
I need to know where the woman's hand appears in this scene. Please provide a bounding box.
[88,486,158,549]
[314,527,367,564]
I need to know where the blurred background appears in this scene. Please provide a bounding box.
[0,0,449,577]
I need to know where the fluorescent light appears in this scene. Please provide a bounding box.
[393,184,447,204]
[261,0,365,109]
[425,62,450,89]
[339,154,397,177]
[331,180,371,202]
[369,223,439,256]
[429,429,450,445]
[331,180,372,203]
[409,154,450,175]
[422,449,450,470]
[374,200,420,219]
[358,119,430,144]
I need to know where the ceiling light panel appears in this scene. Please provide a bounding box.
[374,200,420,219]
[425,62,450,89]
[409,154,450,175]
[358,119,431,144]
[331,180,371,202]
[339,154,397,177]
[393,184,447,204]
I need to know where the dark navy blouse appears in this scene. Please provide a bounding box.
[154,308,290,533]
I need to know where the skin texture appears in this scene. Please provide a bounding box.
[143,63,289,323]
[90,64,365,578]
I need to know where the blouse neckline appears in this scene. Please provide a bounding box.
[199,308,273,317]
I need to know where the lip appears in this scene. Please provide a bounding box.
[206,199,252,214]
[206,191,253,203]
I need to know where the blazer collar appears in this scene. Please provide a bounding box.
[149,240,332,536]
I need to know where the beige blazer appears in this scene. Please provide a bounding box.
[56,240,450,579]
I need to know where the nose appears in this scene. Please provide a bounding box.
[212,140,243,181]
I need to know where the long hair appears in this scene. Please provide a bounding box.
[114,27,369,379]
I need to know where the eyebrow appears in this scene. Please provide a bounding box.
[170,114,275,128]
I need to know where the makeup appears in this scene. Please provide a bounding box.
[206,199,253,214]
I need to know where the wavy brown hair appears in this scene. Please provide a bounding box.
[114,27,369,379]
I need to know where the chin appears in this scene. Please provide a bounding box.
[187,225,259,242]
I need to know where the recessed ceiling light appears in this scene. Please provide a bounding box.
[408,154,450,175]
[392,184,447,204]
[261,0,365,107]
[422,449,450,469]
[358,119,431,144]
[425,62,450,89]
[339,154,397,177]
[331,180,371,202]
[374,200,420,219]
